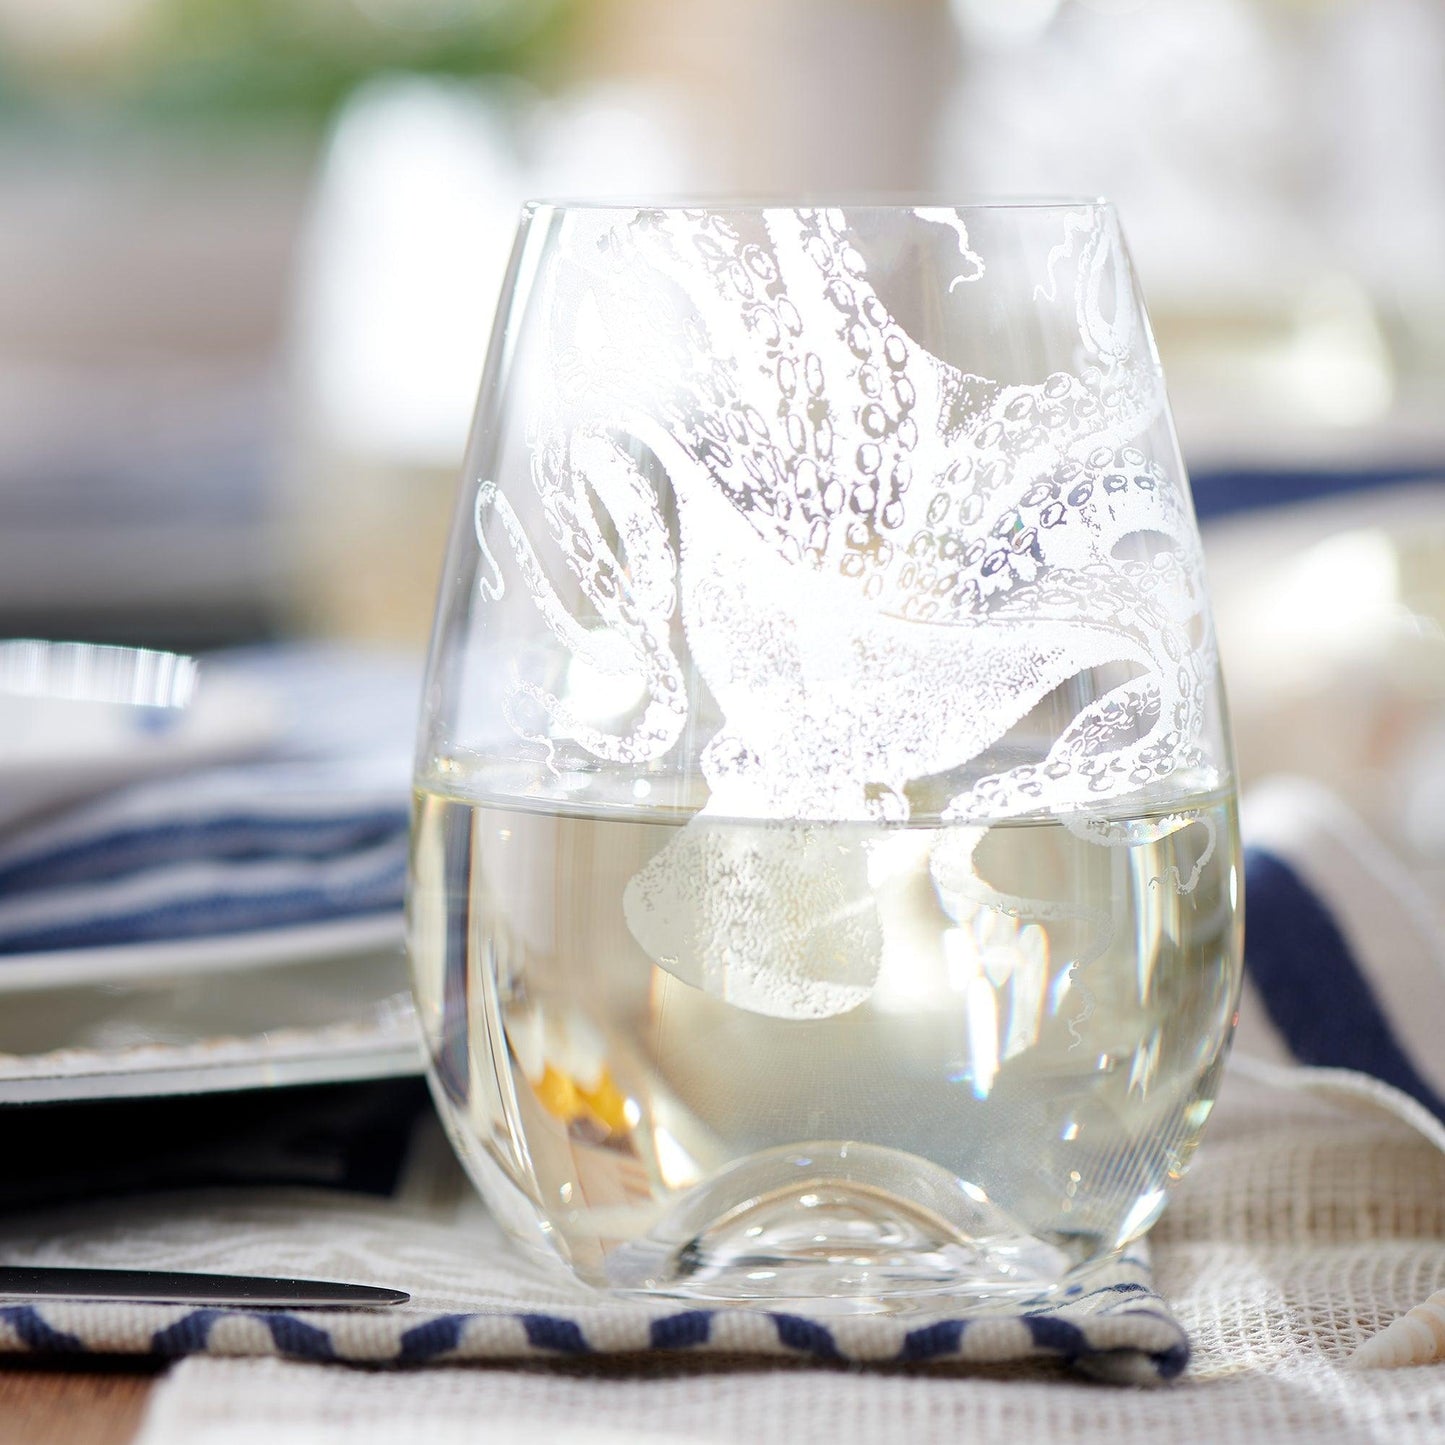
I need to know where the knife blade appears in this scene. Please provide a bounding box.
[0,1265,409,1308]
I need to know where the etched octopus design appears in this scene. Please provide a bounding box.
[475,207,1216,1020]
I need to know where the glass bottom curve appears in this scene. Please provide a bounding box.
[602,1142,1077,1314]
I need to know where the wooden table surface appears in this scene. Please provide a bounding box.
[0,1364,159,1444]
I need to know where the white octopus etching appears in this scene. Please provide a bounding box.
[475,207,1217,1021]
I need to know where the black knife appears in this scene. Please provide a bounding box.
[0,1265,409,1308]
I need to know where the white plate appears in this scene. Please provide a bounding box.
[0,914,405,993]
[0,673,281,832]
[0,936,423,1105]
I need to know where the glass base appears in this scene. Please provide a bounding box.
[604,1142,1077,1315]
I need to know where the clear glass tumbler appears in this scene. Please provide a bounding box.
[409,201,1243,1312]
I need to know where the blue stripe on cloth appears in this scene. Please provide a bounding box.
[1191,465,1444,523]
[0,853,406,953]
[265,1313,337,1361]
[1148,1339,1191,1382]
[519,1313,590,1354]
[649,1311,713,1350]
[771,1313,844,1360]
[1244,846,1445,1121]
[0,1305,85,1353]
[398,1314,469,1363]
[0,812,407,896]
[899,1320,966,1362]
[152,1310,224,1355]
[1023,1314,1089,1360]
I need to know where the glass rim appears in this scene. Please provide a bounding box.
[520,194,1114,217]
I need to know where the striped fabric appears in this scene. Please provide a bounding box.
[1189,462,1445,523]
[0,1226,1189,1384]
[0,647,416,955]
[1235,776,1445,1144]
[0,1269,1190,1382]
[0,762,409,953]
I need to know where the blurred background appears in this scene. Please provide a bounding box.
[1,0,1444,820]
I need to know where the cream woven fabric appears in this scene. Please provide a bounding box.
[134,1076,1445,1444]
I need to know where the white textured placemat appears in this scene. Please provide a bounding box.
[0,1134,1184,1380]
[130,1079,1445,1444]
[136,1340,1445,1445]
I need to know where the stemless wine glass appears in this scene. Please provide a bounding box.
[408,201,1243,1312]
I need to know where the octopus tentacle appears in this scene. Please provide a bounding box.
[473,435,686,766]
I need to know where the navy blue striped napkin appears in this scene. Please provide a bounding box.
[1237,775,1445,1149]
[0,759,408,953]
[0,646,416,956]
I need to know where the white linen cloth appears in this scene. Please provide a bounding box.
[0,1135,1188,1381]
[131,1076,1445,1444]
